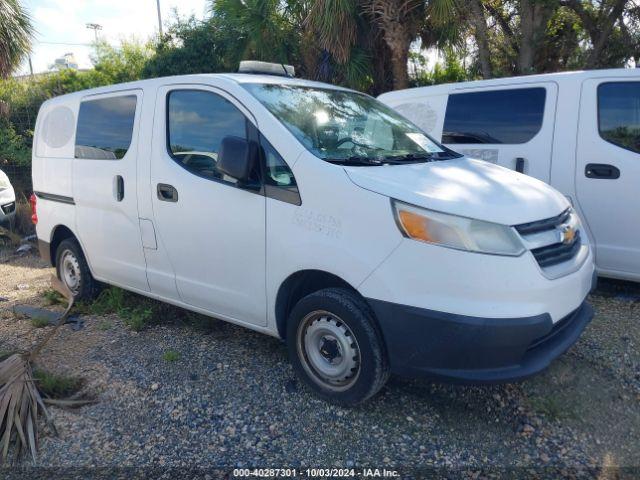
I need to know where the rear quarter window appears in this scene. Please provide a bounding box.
[75,95,137,160]
[442,88,546,144]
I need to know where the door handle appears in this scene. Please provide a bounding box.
[515,157,526,173]
[115,175,124,201]
[157,183,178,202]
[585,163,620,179]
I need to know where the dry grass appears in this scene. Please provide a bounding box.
[12,195,34,238]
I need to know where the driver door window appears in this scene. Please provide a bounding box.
[167,90,248,184]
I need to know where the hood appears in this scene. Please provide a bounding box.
[0,170,15,203]
[344,157,569,225]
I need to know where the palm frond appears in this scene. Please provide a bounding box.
[0,275,73,464]
[337,47,373,91]
[211,0,290,62]
[305,0,359,64]
[427,0,459,26]
[0,0,34,78]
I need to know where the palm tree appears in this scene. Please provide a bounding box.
[363,0,427,90]
[306,0,459,91]
[210,0,294,64]
[304,0,383,91]
[0,0,34,78]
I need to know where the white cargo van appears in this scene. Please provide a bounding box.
[378,68,640,282]
[31,64,595,404]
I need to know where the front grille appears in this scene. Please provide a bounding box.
[515,209,570,235]
[515,209,581,269]
[1,202,15,214]
[530,231,581,268]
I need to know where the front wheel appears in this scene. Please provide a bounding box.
[286,288,389,406]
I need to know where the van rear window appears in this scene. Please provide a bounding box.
[75,95,137,159]
[442,88,546,144]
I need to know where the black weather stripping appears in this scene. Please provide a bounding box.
[34,191,75,205]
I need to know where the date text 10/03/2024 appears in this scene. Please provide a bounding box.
[233,468,400,478]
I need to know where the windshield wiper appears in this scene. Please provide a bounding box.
[326,153,442,166]
[325,156,386,166]
[387,151,465,162]
[383,153,435,163]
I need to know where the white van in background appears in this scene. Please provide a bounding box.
[0,168,16,227]
[379,68,640,282]
[32,63,594,404]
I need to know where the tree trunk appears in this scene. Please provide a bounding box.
[586,0,627,68]
[365,0,422,90]
[469,0,492,78]
[561,0,628,68]
[390,45,409,90]
[379,20,411,89]
[518,0,535,74]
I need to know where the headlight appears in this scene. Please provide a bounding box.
[393,200,525,256]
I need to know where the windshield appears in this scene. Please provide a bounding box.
[243,83,460,164]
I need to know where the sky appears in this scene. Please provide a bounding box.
[17,0,209,75]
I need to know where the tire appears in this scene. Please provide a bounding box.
[286,288,389,406]
[55,238,100,301]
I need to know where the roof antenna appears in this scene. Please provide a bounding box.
[281,63,291,78]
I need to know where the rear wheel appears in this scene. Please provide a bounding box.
[287,288,389,405]
[55,238,100,301]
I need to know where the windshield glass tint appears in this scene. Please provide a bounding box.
[243,84,446,161]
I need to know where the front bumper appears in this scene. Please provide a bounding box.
[368,298,593,383]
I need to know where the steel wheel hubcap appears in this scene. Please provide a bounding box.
[60,250,81,294]
[297,311,361,391]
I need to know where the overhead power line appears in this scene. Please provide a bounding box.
[36,41,93,47]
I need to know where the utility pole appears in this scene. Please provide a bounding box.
[85,23,103,42]
[28,55,34,76]
[156,0,163,37]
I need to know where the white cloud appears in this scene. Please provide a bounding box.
[17,0,208,75]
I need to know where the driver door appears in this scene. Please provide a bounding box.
[149,84,267,326]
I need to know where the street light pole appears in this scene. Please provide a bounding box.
[85,23,103,43]
[156,0,163,37]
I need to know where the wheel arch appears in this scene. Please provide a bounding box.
[275,269,366,340]
[49,224,78,268]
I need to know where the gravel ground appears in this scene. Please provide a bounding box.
[0,250,638,478]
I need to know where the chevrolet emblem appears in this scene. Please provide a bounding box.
[559,225,576,245]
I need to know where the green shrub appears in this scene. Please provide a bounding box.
[162,349,181,362]
[90,286,154,331]
[33,369,83,398]
[0,40,154,169]
[31,316,50,328]
[97,320,113,331]
[42,288,65,306]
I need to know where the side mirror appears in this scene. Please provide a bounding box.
[217,136,257,183]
